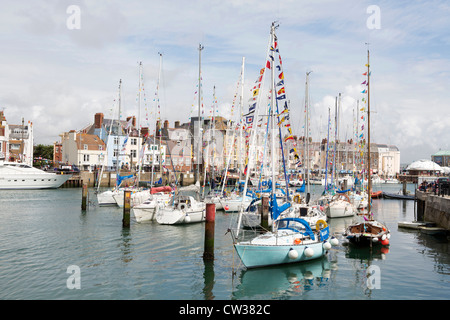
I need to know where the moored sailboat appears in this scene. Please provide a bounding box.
[344,48,391,247]
[230,23,338,269]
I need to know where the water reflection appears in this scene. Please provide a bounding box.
[203,260,215,300]
[232,257,333,299]
[120,228,133,263]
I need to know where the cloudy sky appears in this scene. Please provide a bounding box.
[1,0,449,164]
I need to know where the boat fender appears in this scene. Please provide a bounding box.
[372,237,378,242]
[330,237,339,246]
[381,239,390,245]
[288,248,299,259]
[304,247,314,258]
[316,219,328,230]
[323,241,332,250]
[380,234,387,241]
[178,203,187,211]
[184,214,191,223]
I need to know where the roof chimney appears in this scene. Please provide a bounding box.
[164,120,169,129]
[94,113,104,129]
[174,121,180,128]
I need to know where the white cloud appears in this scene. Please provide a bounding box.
[0,0,449,164]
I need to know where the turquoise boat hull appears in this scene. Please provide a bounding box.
[234,241,327,269]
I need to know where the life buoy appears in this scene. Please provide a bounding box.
[178,203,187,211]
[316,219,328,230]
[293,194,301,204]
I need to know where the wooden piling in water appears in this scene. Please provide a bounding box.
[261,196,270,230]
[81,183,88,210]
[203,203,215,261]
[122,190,131,227]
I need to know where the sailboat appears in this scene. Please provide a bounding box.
[231,23,338,269]
[344,48,391,246]
[290,71,327,229]
[96,79,131,206]
[322,97,356,218]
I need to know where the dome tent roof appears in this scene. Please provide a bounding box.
[406,159,444,172]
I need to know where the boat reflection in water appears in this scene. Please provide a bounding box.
[232,257,335,299]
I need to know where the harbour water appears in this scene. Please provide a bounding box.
[0,183,449,301]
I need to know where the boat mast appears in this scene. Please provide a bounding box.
[196,44,204,186]
[333,96,337,189]
[270,23,277,208]
[367,48,372,216]
[239,57,245,180]
[137,61,143,184]
[305,71,312,199]
[117,79,122,175]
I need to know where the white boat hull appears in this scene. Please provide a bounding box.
[156,207,205,225]
[219,196,253,213]
[97,190,119,206]
[0,173,71,189]
[0,161,72,189]
[326,200,356,218]
[113,189,151,208]
[132,194,171,222]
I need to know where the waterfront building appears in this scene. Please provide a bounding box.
[432,150,450,167]
[0,111,34,166]
[0,111,8,162]
[60,130,107,171]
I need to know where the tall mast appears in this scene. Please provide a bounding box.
[367,48,372,215]
[239,57,245,179]
[333,96,337,188]
[137,61,143,182]
[157,53,163,178]
[196,43,204,185]
[270,23,277,203]
[117,79,122,173]
[212,85,216,187]
[305,71,312,197]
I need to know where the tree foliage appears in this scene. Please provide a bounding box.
[33,144,53,162]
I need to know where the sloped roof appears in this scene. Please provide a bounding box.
[76,133,106,151]
[432,150,450,156]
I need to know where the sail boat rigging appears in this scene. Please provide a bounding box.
[230,22,338,269]
[344,48,391,247]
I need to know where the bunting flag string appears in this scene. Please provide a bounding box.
[269,39,301,166]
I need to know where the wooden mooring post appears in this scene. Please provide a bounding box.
[261,196,270,230]
[81,183,88,210]
[122,190,131,227]
[203,203,216,261]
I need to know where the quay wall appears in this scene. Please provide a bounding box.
[416,191,450,230]
[61,171,239,188]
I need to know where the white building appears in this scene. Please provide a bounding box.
[60,130,107,171]
[0,111,34,166]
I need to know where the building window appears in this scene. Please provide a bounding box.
[83,154,89,162]
[99,145,103,151]
[131,150,137,158]
[84,144,88,150]
[114,137,119,145]
[131,138,137,145]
